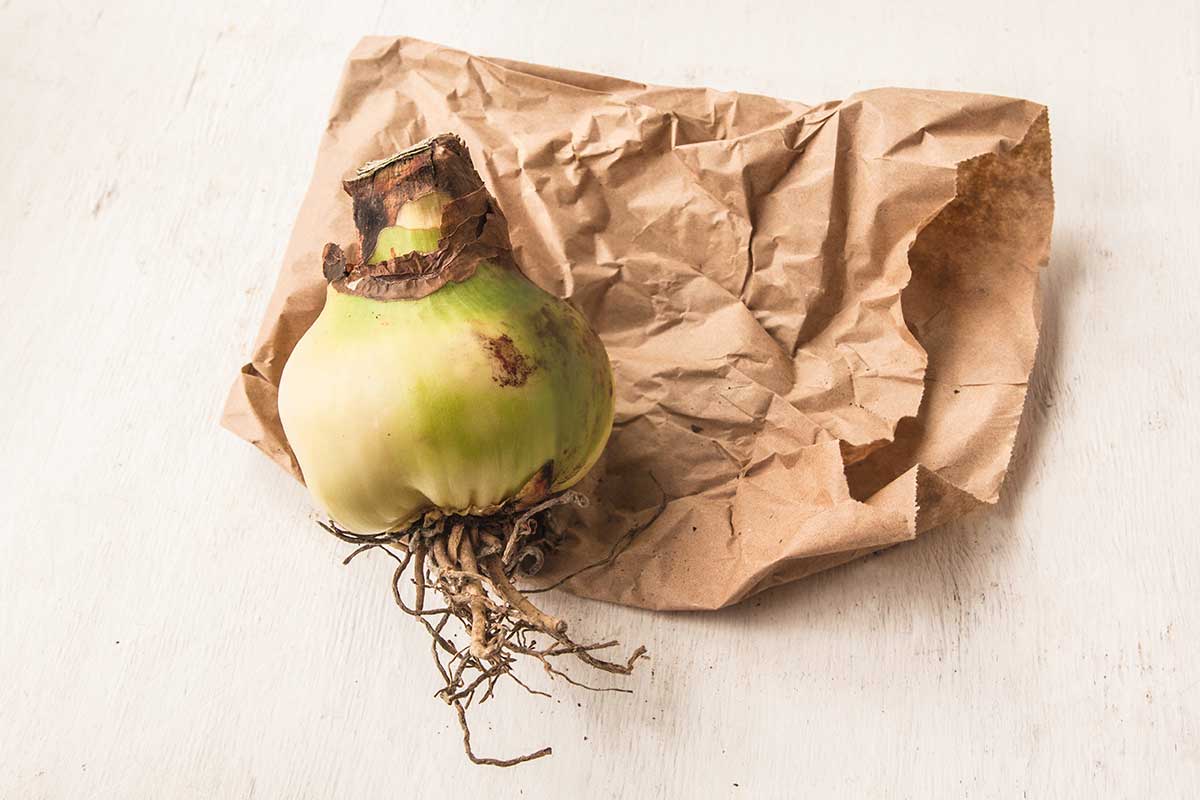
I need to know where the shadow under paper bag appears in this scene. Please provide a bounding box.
[222,37,1054,612]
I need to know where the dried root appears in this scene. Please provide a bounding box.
[319,491,649,767]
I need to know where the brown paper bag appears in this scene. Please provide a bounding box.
[222,36,1053,611]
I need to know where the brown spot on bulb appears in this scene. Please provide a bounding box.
[477,332,535,387]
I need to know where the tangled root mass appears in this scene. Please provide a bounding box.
[320,491,649,766]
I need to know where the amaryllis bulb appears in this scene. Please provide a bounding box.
[278,136,614,534]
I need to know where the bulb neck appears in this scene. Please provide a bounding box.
[321,135,518,301]
[366,192,451,264]
[343,135,484,267]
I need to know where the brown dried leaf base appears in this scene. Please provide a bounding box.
[319,491,648,767]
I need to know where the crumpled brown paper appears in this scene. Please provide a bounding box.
[222,36,1053,611]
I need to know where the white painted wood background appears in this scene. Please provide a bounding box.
[2,0,1197,796]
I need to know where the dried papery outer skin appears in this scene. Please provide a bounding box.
[278,136,614,534]
[326,136,516,302]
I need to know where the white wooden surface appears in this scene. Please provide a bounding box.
[2,1,1198,797]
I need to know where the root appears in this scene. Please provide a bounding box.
[454,700,551,767]
[457,533,492,660]
[481,555,565,634]
[322,492,651,767]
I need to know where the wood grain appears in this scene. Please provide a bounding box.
[1,0,1197,797]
